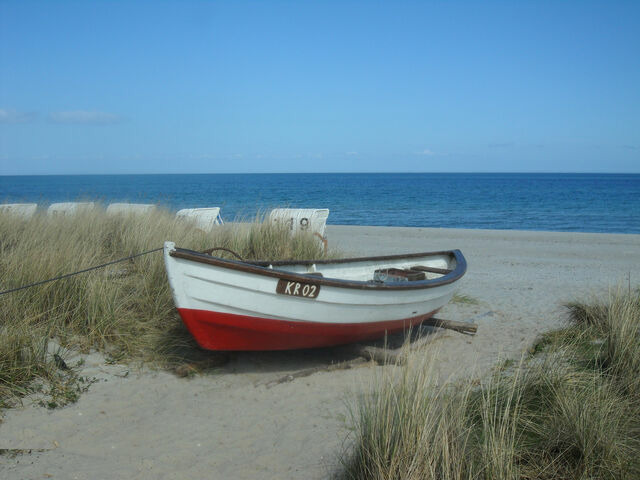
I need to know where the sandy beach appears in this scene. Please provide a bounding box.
[1,225,639,479]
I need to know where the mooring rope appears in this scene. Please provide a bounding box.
[0,247,164,297]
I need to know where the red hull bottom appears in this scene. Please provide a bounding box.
[177,308,441,351]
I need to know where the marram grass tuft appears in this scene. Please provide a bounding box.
[0,206,331,405]
[341,289,640,479]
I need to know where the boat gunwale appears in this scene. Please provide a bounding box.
[168,246,467,291]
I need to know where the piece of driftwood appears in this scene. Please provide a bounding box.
[351,344,407,365]
[347,317,477,365]
[261,316,478,387]
[423,317,478,335]
[174,353,230,377]
[263,357,368,388]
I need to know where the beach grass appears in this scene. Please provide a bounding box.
[0,207,330,407]
[451,292,480,305]
[340,289,640,479]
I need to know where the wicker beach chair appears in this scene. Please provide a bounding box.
[0,203,38,219]
[47,202,95,216]
[268,208,330,251]
[176,207,223,232]
[106,203,157,216]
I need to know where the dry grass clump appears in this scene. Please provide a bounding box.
[343,354,476,480]
[567,290,640,401]
[341,290,640,480]
[0,321,54,404]
[0,207,329,406]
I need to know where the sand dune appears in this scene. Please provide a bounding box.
[1,226,639,479]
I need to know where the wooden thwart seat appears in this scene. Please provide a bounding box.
[373,265,453,283]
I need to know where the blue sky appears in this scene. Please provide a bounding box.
[0,0,638,174]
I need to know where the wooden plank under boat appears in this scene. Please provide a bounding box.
[163,241,467,351]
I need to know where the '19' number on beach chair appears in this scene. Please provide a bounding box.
[282,217,310,231]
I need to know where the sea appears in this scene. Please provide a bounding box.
[1,173,639,234]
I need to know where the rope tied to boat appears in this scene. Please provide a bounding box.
[0,247,164,297]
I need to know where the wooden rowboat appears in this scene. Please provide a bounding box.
[163,241,467,351]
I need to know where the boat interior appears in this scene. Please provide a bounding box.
[169,244,464,286]
[256,255,455,283]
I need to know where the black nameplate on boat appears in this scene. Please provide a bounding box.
[276,279,320,299]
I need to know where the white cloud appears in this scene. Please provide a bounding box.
[417,149,435,156]
[48,110,123,125]
[0,108,37,124]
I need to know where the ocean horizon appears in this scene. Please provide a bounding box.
[1,172,639,234]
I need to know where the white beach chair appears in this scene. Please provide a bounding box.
[106,203,157,216]
[47,202,95,217]
[0,203,38,219]
[176,207,223,232]
[268,208,330,239]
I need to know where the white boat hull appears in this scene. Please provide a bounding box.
[164,242,466,350]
